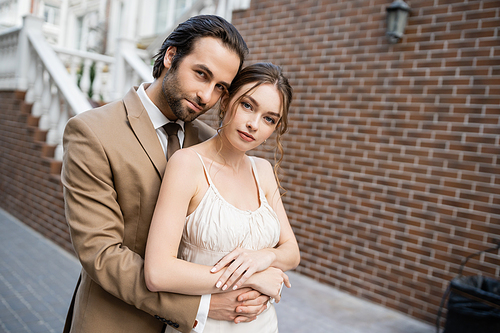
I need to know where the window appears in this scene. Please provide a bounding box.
[155,0,193,34]
[44,4,61,25]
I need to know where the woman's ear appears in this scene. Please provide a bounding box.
[163,46,177,69]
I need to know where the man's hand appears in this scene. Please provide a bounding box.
[208,288,269,324]
[244,267,290,302]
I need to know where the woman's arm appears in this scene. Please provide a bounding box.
[212,158,301,291]
[144,149,227,295]
[261,156,301,271]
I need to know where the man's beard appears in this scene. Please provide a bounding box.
[161,68,207,122]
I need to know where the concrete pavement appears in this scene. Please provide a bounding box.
[0,208,435,332]
[0,209,79,332]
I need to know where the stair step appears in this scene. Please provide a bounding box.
[20,101,32,114]
[1,91,61,176]
[27,115,40,127]
[41,144,56,158]
[33,128,48,143]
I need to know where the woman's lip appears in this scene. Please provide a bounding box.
[238,130,255,141]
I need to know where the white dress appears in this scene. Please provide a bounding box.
[166,152,281,333]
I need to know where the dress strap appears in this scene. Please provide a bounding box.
[248,156,266,200]
[193,151,214,186]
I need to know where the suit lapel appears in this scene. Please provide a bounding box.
[123,86,167,178]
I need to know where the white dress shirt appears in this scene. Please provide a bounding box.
[137,83,211,333]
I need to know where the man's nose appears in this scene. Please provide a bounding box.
[197,85,214,105]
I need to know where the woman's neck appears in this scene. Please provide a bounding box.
[205,133,248,173]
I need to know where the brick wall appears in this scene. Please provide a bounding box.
[222,0,500,325]
[0,91,72,252]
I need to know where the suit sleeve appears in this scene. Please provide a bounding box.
[62,115,200,333]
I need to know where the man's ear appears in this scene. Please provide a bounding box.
[163,46,177,69]
[220,94,229,109]
[220,94,231,114]
[219,94,230,121]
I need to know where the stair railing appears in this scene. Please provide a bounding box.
[0,16,153,161]
[52,45,115,104]
[16,15,92,160]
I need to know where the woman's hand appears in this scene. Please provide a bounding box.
[244,267,290,302]
[211,247,276,291]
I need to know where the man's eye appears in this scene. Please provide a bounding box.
[215,84,225,91]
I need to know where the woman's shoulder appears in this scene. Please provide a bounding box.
[171,146,202,161]
[249,155,272,170]
[249,156,276,184]
[163,149,207,195]
[166,148,203,174]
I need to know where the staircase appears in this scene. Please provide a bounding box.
[0,89,71,252]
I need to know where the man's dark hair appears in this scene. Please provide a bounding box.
[152,15,248,79]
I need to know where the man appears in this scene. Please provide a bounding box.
[62,15,272,333]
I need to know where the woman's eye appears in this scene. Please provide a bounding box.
[264,116,276,124]
[242,102,252,110]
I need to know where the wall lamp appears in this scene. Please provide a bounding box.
[386,0,411,44]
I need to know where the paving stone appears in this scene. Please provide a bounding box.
[0,210,80,333]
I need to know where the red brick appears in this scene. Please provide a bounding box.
[466,9,498,21]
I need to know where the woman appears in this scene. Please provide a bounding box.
[144,63,300,332]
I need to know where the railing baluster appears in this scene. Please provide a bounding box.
[92,61,104,103]
[79,58,92,99]
[24,46,37,104]
[30,55,44,117]
[53,94,70,161]
[39,68,52,130]
[101,63,111,102]
[69,55,79,85]
[46,77,61,146]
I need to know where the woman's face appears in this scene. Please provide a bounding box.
[222,83,282,152]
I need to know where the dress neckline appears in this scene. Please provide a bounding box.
[194,151,266,215]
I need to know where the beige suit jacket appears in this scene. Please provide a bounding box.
[62,86,216,333]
